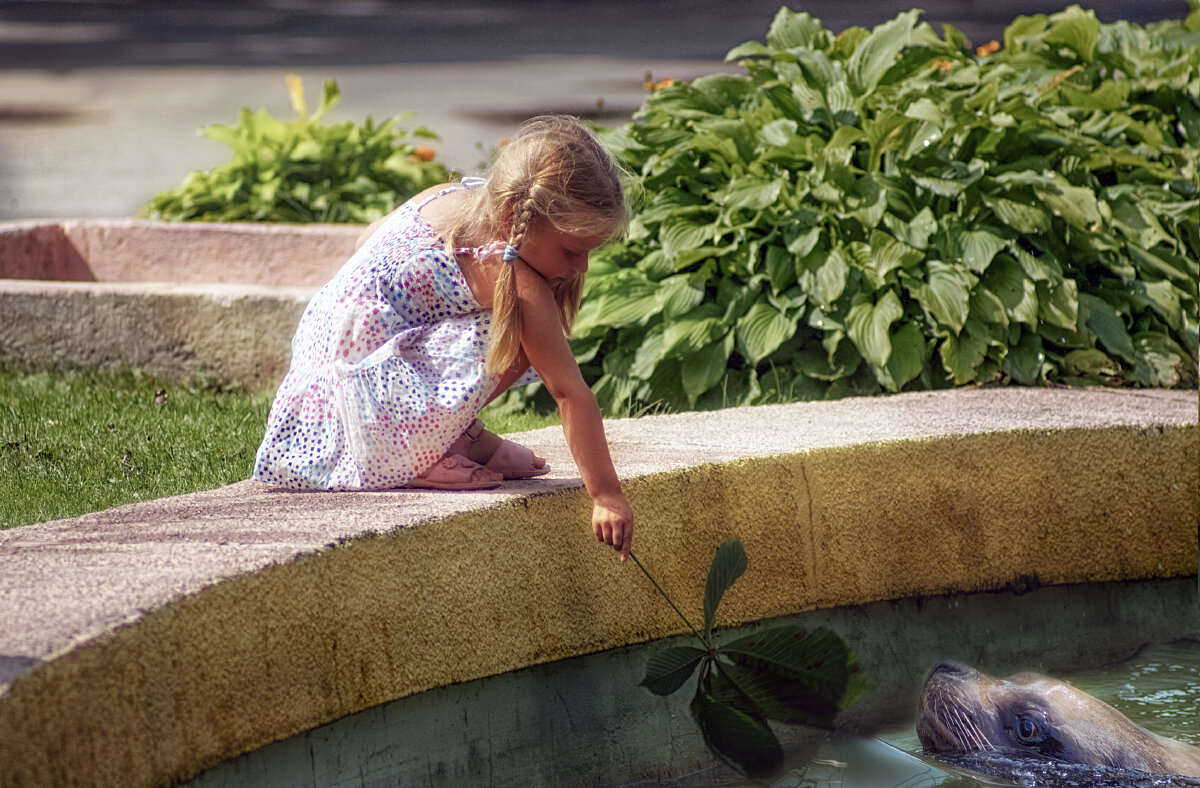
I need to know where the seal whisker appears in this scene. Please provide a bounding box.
[953,706,989,751]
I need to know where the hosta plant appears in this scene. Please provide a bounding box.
[140,76,453,224]
[634,541,867,778]
[571,5,1199,413]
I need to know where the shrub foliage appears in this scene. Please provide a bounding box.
[572,6,1199,413]
[140,77,453,224]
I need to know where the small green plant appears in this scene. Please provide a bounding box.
[139,76,454,224]
[633,540,867,778]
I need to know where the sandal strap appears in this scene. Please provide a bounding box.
[464,418,485,442]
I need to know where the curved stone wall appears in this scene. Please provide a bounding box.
[0,388,1196,787]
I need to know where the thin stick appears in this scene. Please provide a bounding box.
[629,550,710,650]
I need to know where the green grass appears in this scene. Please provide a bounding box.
[0,367,560,530]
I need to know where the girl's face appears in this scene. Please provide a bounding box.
[516,223,606,283]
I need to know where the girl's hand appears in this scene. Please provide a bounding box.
[592,494,633,562]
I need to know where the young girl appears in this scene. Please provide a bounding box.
[254,115,633,561]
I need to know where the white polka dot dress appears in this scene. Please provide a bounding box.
[253,182,528,490]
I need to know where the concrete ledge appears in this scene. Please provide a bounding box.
[0,219,359,286]
[0,281,313,388]
[0,219,361,386]
[0,388,1196,787]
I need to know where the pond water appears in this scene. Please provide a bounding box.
[666,639,1200,788]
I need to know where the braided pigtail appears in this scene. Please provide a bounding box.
[471,115,628,376]
[485,191,538,375]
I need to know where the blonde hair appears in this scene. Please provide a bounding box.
[440,115,627,375]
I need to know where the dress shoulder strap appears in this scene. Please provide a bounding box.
[414,176,486,210]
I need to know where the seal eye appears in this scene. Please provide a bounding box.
[1016,717,1041,743]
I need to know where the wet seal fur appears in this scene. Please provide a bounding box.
[917,660,1200,779]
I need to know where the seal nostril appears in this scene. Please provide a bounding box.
[931,660,971,677]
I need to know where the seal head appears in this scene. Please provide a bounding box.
[917,660,1200,779]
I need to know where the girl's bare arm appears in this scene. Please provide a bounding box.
[513,263,632,561]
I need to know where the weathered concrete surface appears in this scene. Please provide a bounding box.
[0,387,1195,787]
[0,219,363,385]
[0,219,359,286]
[0,280,312,388]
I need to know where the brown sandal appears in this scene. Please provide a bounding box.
[449,419,550,480]
[404,453,503,490]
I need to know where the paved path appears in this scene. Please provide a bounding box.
[0,0,1189,220]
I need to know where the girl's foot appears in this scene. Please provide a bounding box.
[405,454,503,490]
[449,419,550,479]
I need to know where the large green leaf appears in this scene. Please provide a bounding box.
[1044,7,1102,62]
[657,273,707,319]
[736,301,796,365]
[690,671,783,778]
[884,321,927,391]
[575,274,659,332]
[981,255,1039,328]
[640,646,708,696]
[984,195,1052,234]
[847,10,919,96]
[846,289,903,369]
[955,227,1008,274]
[717,176,784,213]
[1080,293,1137,365]
[1129,279,1186,333]
[764,7,831,51]
[1035,277,1079,331]
[631,327,668,379]
[719,625,864,720]
[941,321,989,384]
[883,207,937,250]
[1110,199,1172,251]
[703,540,748,636]
[1033,175,1102,230]
[662,303,724,357]
[912,261,974,334]
[1002,331,1045,384]
[862,230,923,287]
[661,217,713,265]
[813,247,850,309]
[1130,332,1192,387]
[681,337,732,404]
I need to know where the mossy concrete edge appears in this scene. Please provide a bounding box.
[0,391,1195,787]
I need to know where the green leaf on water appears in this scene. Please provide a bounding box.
[640,646,708,696]
[719,625,868,725]
[691,667,784,779]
